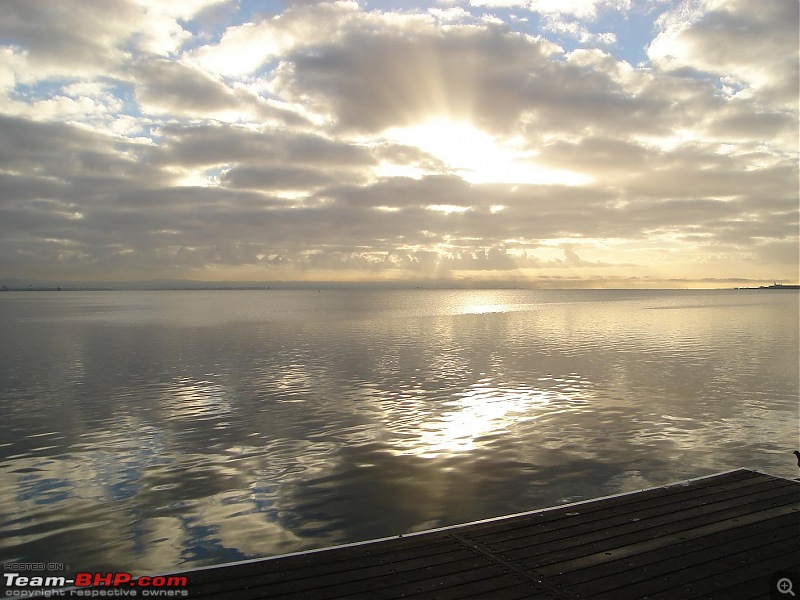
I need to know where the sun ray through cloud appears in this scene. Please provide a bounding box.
[0,0,796,288]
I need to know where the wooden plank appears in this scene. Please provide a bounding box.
[528,491,799,573]
[459,581,554,600]
[466,475,789,554]
[186,537,464,592]
[500,483,798,566]
[184,533,460,585]
[311,563,539,600]
[211,552,487,598]
[459,469,762,541]
[564,513,800,598]
[400,577,554,600]
[706,566,800,600]
[627,544,800,600]
[455,474,777,562]
[116,469,798,600]
[188,541,483,597]
[245,558,517,600]
[545,509,798,585]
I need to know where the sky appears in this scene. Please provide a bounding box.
[0,0,798,288]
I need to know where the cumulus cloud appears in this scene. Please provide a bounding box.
[0,0,796,286]
[132,59,243,115]
[0,0,223,83]
[648,0,799,106]
[277,24,565,134]
[467,0,632,20]
[189,1,361,77]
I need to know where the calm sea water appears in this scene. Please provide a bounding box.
[0,289,797,575]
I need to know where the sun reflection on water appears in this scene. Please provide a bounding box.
[410,383,553,458]
[159,378,232,421]
[1,289,797,575]
[459,303,507,315]
[446,290,519,315]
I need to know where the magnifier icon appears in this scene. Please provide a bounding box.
[778,578,796,596]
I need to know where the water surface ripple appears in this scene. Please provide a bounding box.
[0,289,797,573]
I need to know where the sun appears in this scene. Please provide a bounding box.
[382,118,589,186]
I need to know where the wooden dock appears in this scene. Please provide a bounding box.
[162,468,800,599]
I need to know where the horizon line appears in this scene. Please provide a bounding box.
[2,278,797,292]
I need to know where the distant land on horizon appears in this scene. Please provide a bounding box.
[1,277,798,292]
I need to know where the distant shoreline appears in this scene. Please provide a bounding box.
[733,283,800,290]
[2,283,798,292]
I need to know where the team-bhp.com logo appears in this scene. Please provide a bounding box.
[4,571,188,597]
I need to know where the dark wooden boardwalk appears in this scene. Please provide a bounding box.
[175,468,799,599]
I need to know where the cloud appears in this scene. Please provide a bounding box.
[220,166,334,191]
[539,17,618,46]
[0,0,796,285]
[277,24,617,135]
[467,0,633,20]
[189,1,362,77]
[0,0,223,83]
[0,1,136,80]
[132,59,242,115]
[648,0,799,107]
[152,123,378,177]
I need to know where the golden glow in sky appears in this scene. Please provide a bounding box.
[384,119,591,186]
[0,0,797,288]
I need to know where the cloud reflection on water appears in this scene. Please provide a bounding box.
[0,289,797,575]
